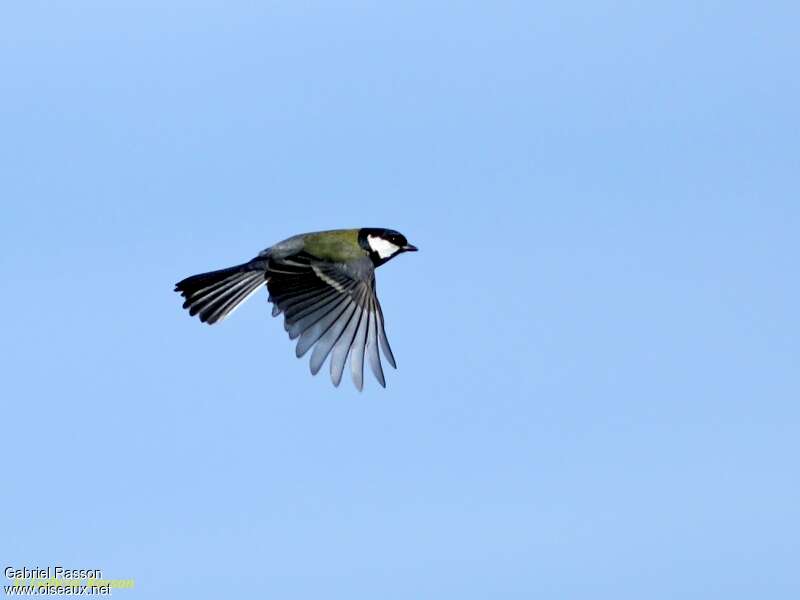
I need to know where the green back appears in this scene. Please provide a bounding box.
[302,229,365,262]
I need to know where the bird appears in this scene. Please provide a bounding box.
[175,228,418,390]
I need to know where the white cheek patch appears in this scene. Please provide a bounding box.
[367,235,400,259]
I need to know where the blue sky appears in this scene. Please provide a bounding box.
[2,1,799,598]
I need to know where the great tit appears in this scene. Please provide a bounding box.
[175,228,418,390]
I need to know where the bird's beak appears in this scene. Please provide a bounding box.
[403,244,418,252]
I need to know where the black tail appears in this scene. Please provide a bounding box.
[175,263,266,324]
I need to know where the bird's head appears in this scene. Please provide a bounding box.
[359,228,418,266]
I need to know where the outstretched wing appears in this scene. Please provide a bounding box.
[266,252,397,390]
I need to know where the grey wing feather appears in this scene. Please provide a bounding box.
[329,287,367,387]
[266,255,395,389]
[288,285,355,340]
[350,299,370,391]
[295,287,358,357]
[310,297,361,375]
[373,282,396,369]
[366,296,385,387]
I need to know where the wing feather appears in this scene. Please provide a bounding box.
[294,287,358,356]
[266,254,396,388]
[329,285,368,387]
[374,293,396,369]
[286,286,354,339]
[310,296,360,375]
[366,296,385,387]
[350,300,370,391]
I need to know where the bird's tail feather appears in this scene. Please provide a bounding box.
[175,263,266,324]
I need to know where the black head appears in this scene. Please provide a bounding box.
[358,228,418,266]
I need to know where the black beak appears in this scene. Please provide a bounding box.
[403,244,418,252]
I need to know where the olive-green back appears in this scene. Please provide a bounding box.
[302,229,365,262]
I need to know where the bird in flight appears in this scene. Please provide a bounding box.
[175,228,418,390]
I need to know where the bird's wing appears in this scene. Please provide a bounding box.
[266,253,397,390]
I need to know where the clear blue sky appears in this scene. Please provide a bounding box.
[2,1,799,598]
